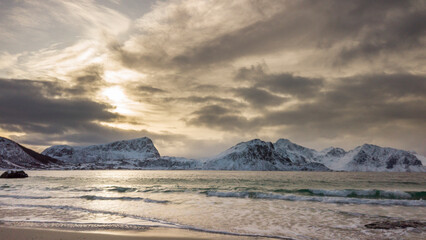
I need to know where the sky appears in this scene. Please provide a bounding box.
[0,0,425,158]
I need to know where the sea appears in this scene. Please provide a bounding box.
[0,170,425,239]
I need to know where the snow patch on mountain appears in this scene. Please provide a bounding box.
[42,137,160,164]
[0,137,59,169]
[42,137,200,170]
[203,139,329,171]
[3,135,424,172]
[274,139,317,164]
[316,144,424,172]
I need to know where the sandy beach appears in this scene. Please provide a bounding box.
[0,226,244,240]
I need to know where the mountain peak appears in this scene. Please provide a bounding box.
[275,138,292,144]
[0,136,59,169]
[359,143,380,150]
[98,137,157,152]
[42,137,160,166]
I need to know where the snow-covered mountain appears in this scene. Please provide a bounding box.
[274,139,317,165]
[42,137,160,164]
[203,139,330,171]
[2,136,424,172]
[0,137,59,169]
[317,144,424,172]
[42,137,198,170]
[204,138,424,172]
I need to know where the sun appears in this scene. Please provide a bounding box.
[101,86,133,115]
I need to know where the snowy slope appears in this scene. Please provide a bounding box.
[3,135,424,172]
[42,137,198,170]
[206,138,425,172]
[203,139,329,171]
[327,144,424,172]
[0,137,59,169]
[274,139,317,164]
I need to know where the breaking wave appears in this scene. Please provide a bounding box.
[205,191,426,206]
[106,186,137,193]
[0,194,51,199]
[0,194,168,204]
[273,189,426,200]
[78,195,169,203]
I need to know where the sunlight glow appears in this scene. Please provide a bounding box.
[104,69,146,83]
[101,86,134,115]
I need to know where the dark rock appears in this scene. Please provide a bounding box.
[0,170,29,178]
[365,220,426,229]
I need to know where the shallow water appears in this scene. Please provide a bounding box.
[0,170,425,239]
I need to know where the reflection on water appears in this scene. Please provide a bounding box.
[0,170,425,239]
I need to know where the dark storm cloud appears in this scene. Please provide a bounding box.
[14,123,187,149]
[338,6,426,63]
[66,64,106,96]
[258,74,324,98]
[0,78,119,134]
[234,64,324,98]
[233,87,287,108]
[234,64,267,82]
[185,105,254,131]
[260,73,426,135]
[117,0,423,70]
[186,73,426,139]
[168,96,245,108]
[137,85,168,94]
[190,84,221,92]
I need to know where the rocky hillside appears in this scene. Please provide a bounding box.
[0,137,59,169]
[203,139,330,171]
[42,137,198,170]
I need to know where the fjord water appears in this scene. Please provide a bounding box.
[0,171,424,239]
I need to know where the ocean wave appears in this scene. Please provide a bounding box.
[273,189,425,200]
[106,186,137,193]
[0,203,293,240]
[44,186,69,191]
[0,184,11,189]
[205,191,426,206]
[78,195,169,203]
[0,194,51,199]
[69,187,103,192]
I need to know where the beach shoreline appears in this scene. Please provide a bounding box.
[0,225,247,240]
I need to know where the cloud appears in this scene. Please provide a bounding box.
[233,87,287,108]
[166,96,245,108]
[137,85,168,94]
[186,105,255,131]
[1,0,425,157]
[235,64,324,98]
[0,0,130,53]
[113,0,284,71]
[260,73,426,136]
[337,4,426,64]
[0,78,119,134]
[112,0,424,76]
[183,72,426,155]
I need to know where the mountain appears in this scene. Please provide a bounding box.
[42,137,198,170]
[207,138,425,172]
[274,139,317,164]
[317,144,424,172]
[2,136,424,172]
[42,137,160,164]
[0,137,59,169]
[203,139,330,171]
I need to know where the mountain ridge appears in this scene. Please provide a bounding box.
[1,136,424,172]
[0,137,60,169]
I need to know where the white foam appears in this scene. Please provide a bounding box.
[206,191,426,206]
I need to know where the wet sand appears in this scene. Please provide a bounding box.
[0,226,242,240]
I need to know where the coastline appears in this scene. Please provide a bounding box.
[0,226,247,240]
